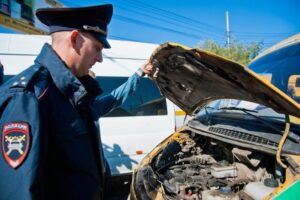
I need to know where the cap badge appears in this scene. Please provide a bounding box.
[83,25,107,35]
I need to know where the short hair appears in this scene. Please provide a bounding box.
[51,31,69,45]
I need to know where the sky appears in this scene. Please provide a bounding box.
[1,0,300,50]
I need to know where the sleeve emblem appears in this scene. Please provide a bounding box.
[2,122,30,168]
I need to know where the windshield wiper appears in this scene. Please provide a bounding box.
[219,106,300,143]
[219,107,258,113]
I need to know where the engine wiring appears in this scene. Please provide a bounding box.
[276,115,290,168]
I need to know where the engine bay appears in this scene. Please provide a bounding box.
[135,131,284,200]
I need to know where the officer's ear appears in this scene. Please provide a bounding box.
[69,30,82,51]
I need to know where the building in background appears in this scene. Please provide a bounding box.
[0,0,63,34]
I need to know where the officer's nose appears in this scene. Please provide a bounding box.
[95,51,103,63]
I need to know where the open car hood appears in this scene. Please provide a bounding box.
[150,43,300,117]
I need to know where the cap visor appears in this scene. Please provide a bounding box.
[94,34,111,49]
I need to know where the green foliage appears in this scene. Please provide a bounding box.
[197,39,264,65]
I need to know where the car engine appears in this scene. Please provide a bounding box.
[135,131,283,200]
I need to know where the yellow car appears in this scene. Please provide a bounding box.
[130,34,300,200]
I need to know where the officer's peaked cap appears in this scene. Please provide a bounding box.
[36,4,113,48]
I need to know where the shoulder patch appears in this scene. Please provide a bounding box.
[2,122,30,168]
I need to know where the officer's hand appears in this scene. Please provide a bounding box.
[136,61,154,77]
[141,61,153,75]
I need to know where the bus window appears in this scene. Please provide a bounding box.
[96,76,168,117]
[248,41,300,103]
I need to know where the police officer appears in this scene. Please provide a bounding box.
[0,4,153,200]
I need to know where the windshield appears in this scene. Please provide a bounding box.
[200,99,284,120]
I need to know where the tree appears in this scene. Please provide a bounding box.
[197,39,264,65]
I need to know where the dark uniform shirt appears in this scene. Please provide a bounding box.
[0,43,141,200]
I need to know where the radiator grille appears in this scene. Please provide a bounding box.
[208,127,278,147]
